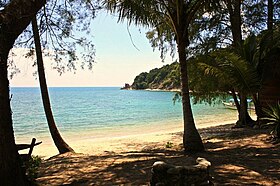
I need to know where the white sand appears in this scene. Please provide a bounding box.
[23,118,242,159]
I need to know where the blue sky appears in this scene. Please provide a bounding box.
[10,11,175,87]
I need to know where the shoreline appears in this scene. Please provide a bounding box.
[27,119,240,159]
[145,88,181,92]
[122,88,181,92]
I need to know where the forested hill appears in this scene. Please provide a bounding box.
[131,62,181,90]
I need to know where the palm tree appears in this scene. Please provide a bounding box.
[31,16,74,154]
[222,0,256,126]
[198,36,261,125]
[104,0,206,152]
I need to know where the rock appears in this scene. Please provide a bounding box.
[195,157,211,169]
[120,83,131,90]
[150,158,213,186]
[167,166,183,174]
[152,161,173,173]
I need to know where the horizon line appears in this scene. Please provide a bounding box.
[10,86,122,88]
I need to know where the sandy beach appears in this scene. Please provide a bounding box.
[28,119,239,158]
[34,120,280,185]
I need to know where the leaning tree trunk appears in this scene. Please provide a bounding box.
[177,37,204,152]
[230,88,240,112]
[31,17,74,154]
[0,0,45,185]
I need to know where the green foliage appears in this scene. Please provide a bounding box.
[196,33,262,94]
[243,0,280,33]
[131,62,180,90]
[132,72,148,89]
[261,102,280,139]
[22,156,42,182]
[211,50,260,94]
[173,92,182,105]
[188,54,229,105]
[12,0,98,75]
[165,141,173,148]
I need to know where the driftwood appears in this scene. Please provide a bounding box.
[17,138,42,160]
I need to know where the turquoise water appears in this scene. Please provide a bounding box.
[11,87,238,141]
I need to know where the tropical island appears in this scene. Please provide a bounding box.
[130,62,181,91]
[0,1,280,186]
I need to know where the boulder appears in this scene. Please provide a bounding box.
[150,157,213,186]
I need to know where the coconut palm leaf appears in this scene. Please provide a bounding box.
[258,27,280,75]
[221,54,260,94]
[241,34,258,68]
[261,102,280,138]
[103,0,161,27]
[198,49,261,94]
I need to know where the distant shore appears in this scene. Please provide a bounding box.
[145,88,181,92]
[121,87,181,92]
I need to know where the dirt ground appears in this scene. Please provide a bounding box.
[36,124,280,185]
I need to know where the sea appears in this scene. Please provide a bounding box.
[11,87,240,142]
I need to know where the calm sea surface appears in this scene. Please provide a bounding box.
[11,87,238,141]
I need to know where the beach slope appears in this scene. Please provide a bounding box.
[36,123,280,185]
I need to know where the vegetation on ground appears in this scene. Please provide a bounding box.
[262,102,280,142]
[24,156,42,183]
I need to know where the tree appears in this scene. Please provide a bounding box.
[267,0,273,30]
[197,36,261,111]
[224,0,252,126]
[14,0,97,74]
[242,0,280,120]
[131,62,180,90]
[0,0,45,184]
[13,0,96,154]
[104,0,206,152]
[187,0,280,125]
[31,16,74,154]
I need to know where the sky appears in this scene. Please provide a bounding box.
[10,11,175,87]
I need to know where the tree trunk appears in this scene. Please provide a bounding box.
[267,0,273,30]
[0,51,28,185]
[235,93,254,127]
[177,38,204,152]
[230,88,240,112]
[228,1,242,49]
[236,93,247,127]
[252,93,261,121]
[227,1,254,126]
[0,0,45,184]
[31,17,74,154]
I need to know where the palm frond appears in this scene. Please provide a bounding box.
[103,0,162,27]
[242,34,258,67]
[262,102,280,122]
[261,102,280,137]
[209,50,261,93]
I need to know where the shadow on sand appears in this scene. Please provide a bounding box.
[37,124,280,185]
